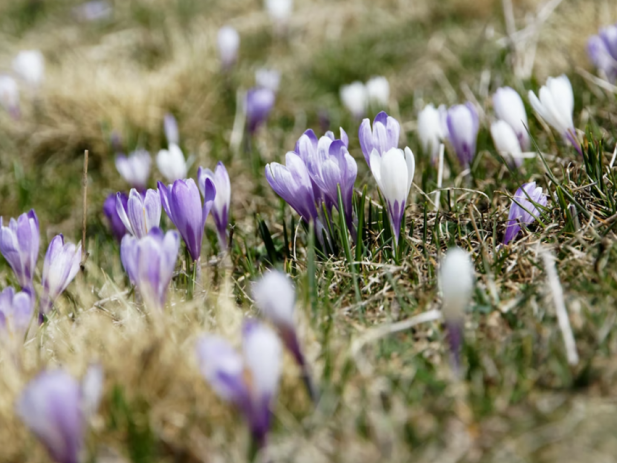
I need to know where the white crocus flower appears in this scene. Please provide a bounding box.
[12,50,45,88]
[490,120,522,167]
[417,103,445,161]
[366,76,390,108]
[157,143,188,182]
[340,81,368,119]
[492,86,530,151]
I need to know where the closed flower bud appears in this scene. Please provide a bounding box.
[40,235,81,316]
[490,120,522,167]
[503,182,547,245]
[417,103,445,161]
[198,162,231,249]
[366,76,390,108]
[0,209,39,292]
[340,82,368,120]
[246,87,275,134]
[163,113,179,146]
[103,193,128,241]
[446,103,480,168]
[587,24,617,83]
[156,144,188,183]
[492,86,530,150]
[217,26,240,71]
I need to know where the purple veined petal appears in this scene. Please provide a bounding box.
[295,129,318,163]
[387,199,405,244]
[0,286,33,338]
[170,179,206,261]
[125,190,148,237]
[120,234,138,284]
[157,181,173,220]
[200,177,216,230]
[199,164,228,247]
[446,104,479,167]
[40,236,81,315]
[503,182,547,244]
[339,127,349,148]
[358,118,374,166]
[143,189,162,234]
[115,192,133,235]
[104,193,128,241]
[136,233,163,310]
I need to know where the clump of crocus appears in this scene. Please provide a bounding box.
[246,87,275,135]
[417,103,445,162]
[503,182,547,245]
[528,75,579,153]
[115,188,161,238]
[0,286,33,342]
[493,86,530,151]
[340,81,368,120]
[157,144,188,183]
[217,26,240,71]
[0,210,39,293]
[587,23,617,83]
[13,50,45,88]
[366,76,390,108]
[39,235,81,318]
[0,74,20,118]
[121,227,180,311]
[252,270,316,401]
[446,103,480,168]
[369,147,415,246]
[198,163,231,250]
[158,178,216,263]
[490,120,523,168]
[439,247,474,376]
[16,365,104,463]
[359,111,400,167]
[115,149,151,191]
[103,193,128,241]
[196,319,282,454]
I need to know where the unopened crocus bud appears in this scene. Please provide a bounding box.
[158,178,215,262]
[358,111,400,167]
[255,68,280,93]
[103,193,128,241]
[439,247,474,374]
[588,25,617,83]
[503,182,547,245]
[120,228,180,310]
[116,149,151,191]
[246,87,275,134]
[340,81,368,120]
[366,76,390,108]
[163,113,179,146]
[528,75,579,151]
[39,235,81,317]
[198,162,231,249]
[16,367,103,463]
[0,210,39,292]
[12,50,44,88]
[0,75,20,118]
[157,144,187,183]
[492,86,530,150]
[218,26,240,71]
[116,189,161,238]
[369,147,415,245]
[446,103,480,168]
[0,287,33,340]
[490,120,522,167]
[417,103,445,162]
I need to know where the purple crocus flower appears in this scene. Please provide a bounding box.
[158,178,216,262]
[16,367,103,463]
[196,319,282,450]
[103,193,128,241]
[0,286,33,340]
[0,209,39,292]
[503,182,547,245]
[588,24,617,82]
[115,188,161,238]
[246,87,275,134]
[120,227,180,311]
[446,103,480,168]
[198,162,231,249]
[40,235,81,317]
[115,149,151,191]
[358,111,400,167]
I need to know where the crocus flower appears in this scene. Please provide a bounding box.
[490,120,522,167]
[0,210,39,292]
[340,81,368,120]
[115,188,161,238]
[439,247,474,375]
[528,75,579,151]
[252,271,316,400]
[156,144,188,183]
[492,86,530,151]
[198,163,231,249]
[0,75,20,118]
[16,367,103,463]
[158,178,216,262]
[40,235,81,317]
[366,76,390,108]
[246,87,275,134]
[417,103,445,162]
[358,111,400,167]
[369,147,415,245]
[0,287,33,340]
[196,319,282,450]
[264,0,293,28]
[115,149,151,191]
[446,103,480,168]
[503,182,547,245]
[164,113,179,146]
[218,26,240,71]
[265,152,319,225]
[255,68,280,93]
[103,193,128,241]
[12,50,44,88]
[120,228,179,310]
[587,24,617,82]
